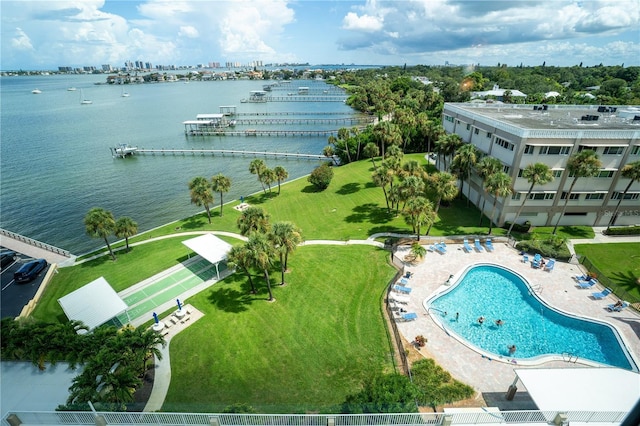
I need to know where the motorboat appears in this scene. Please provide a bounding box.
[121,88,130,97]
[67,87,77,91]
[112,143,138,157]
[32,88,42,94]
[80,89,92,104]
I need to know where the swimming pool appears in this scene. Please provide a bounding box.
[427,264,636,371]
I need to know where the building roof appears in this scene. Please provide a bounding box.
[182,233,233,265]
[516,368,640,412]
[58,277,127,331]
[445,103,640,132]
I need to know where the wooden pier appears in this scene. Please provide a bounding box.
[185,128,348,137]
[232,117,373,126]
[266,95,347,102]
[130,148,337,163]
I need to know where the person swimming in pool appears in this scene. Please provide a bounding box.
[495,319,504,326]
[508,345,517,355]
[478,316,485,324]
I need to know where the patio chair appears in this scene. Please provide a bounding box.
[592,287,612,300]
[522,254,529,263]
[389,293,410,304]
[577,278,597,289]
[403,271,413,279]
[575,274,589,281]
[484,238,495,252]
[474,239,484,252]
[532,253,542,268]
[607,301,629,312]
[393,284,412,294]
[398,278,409,286]
[463,239,473,252]
[435,243,446,254]
[543,259,555,272]
[399,312,418,321]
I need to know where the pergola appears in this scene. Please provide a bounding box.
[58,276,128,332]
[182,233,233,280]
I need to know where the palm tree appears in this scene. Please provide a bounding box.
[507,163,554,236]
[553,150,602,234]
[269,221,302,285]
[425,171,458,235]
[273,166,288,194]
[372,166,394,211]
[237,206,271,236]
[475,156,503,225]
[188,176,214,224]
[246,233,276,301]
[396,175,425,211]
[451,143,479,206]
[401,196,436,241]
[363,142,380,170]
[373,120,402,159]
[84,207,117,260]
[249,159,267,193]
[443,134,463,169]
[262,168,277,193]
[114,216,138,252]
[227,244,258,294]
[484,172,513,235]
[608,160,640,229]
[211,173,231,217]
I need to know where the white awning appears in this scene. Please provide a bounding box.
[182,233,233,265]
[515,368,640,412]
[58,277,127,331]
[524,143,574,146]
[579,143,629,147]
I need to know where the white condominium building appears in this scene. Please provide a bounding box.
[441,103,640,228]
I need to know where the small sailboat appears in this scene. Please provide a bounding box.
[121,87,130,97]
[80,89,92,105]
[67,87,77,91]
[32,88,42,94]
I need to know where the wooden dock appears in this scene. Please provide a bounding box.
[186,128,346,137]
[131,148,337,163]
[232,117,373,125]
[266,96,347,102]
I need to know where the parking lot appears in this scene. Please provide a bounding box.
[1,246,50,319]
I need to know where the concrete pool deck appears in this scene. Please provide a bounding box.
[392,240,640,399]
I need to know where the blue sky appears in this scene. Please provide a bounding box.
[1,0,638,70]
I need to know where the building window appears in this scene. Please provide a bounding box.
[445,115,454,123]
[494,137,514,151]
[523,145,535,155]
[632,146,640,155]
[474,128,479,135]
[552,169,563,178]
[603,146,624,155]
[529,193,554,200]
[564,212,587,216]
[578,145,597,153]
[503,165,510,174]
[517,169,523,177]
[561,192,580,200]
[511,193,521,200]
[612,192,639,200]
[540,146,570,155]
[585,193,605,200]
[466,123,471,130]
[487,132,492,138]
[597,170,615,178]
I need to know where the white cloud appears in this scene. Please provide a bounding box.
[342,12,383,32]
[179,26,199,39]
[11,28,33,50]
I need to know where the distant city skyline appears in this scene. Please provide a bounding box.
[1,0,639,71]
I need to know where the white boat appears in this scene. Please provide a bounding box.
[32,89,42,94]
[67,87,77,91]
[121,88,130,97]
[80,89,92,105]
[112,143,138,157]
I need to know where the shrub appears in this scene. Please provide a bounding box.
[308,163,334,190]
[516,238,571,261]
[503,220,531,233]
[341,373,419,413]
[603,225,640,236]
[411,358,474,409]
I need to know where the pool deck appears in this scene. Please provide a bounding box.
[392,241,640,401]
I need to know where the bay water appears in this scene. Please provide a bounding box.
[0,74,354,254]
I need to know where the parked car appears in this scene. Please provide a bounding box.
[13,258,47,283]
[0,250,17,269]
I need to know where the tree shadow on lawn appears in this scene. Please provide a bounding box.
[556,226,594,239]
[301,184,322,194]
[247,191,277,205]
[364,181,377,189]
[180,215,209,230]
[205,274,271,312]
[345,203,396,224]
[336,182,360,195]
[431,224,491,236]
[609,270,640,294]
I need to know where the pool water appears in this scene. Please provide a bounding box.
[429,264,634,370]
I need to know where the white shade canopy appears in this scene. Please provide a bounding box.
[58,276,127,331]
[182,233,233,265]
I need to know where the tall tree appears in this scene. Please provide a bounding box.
[484,172,513,235]
[553,150,602,234]
[475,156,503,225]
[396,175,425,211]
[507,163,554,236]
[211,173,231,217]
[363,142,380,170]
[451,143,479,206]
[401,196,435,241]
[372,166,394,212]
[608,160,640,229]
[246,233,276,301]
[273,166,289,194]
[188,176,214,224]
[269,221,303,285]
[227,245,258,294]
[84,207,117,261]
[114,216,138,252]
[262,168,277,193]
[425,171,458,235]
[237,206,271,236]
[249,159,267,193]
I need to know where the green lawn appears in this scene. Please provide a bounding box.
[574,242,640,301]
[164,245,397,413]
